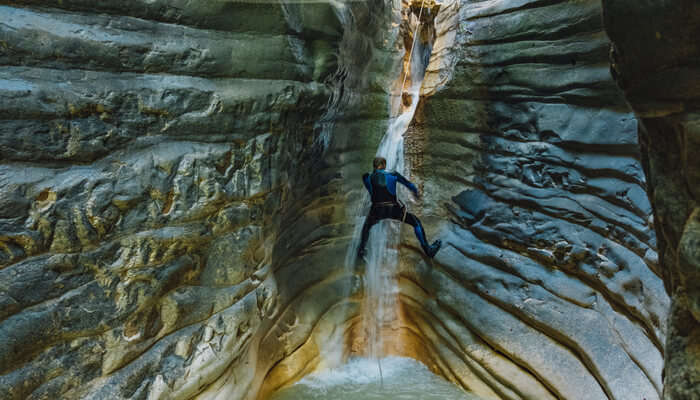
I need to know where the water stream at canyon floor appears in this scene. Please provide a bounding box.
[269,357,483,400]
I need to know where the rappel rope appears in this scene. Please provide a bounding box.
[378,356,384,388]
[399,198,408,222]
[376,0,426,390]
[399,0,427,95]
[396,0,426,224]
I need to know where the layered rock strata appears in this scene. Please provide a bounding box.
[389,0,670,399]
[601,1,700,398]
[0,0,674,400]
[0,2,401,399]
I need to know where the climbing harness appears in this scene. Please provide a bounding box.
[371,200,408,223]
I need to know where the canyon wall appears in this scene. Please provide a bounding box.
[0,2,399,399]
[390,0,670,399]
[601,1,700,398]
[0,0,674,399]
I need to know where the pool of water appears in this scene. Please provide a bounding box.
[269,357,483,400]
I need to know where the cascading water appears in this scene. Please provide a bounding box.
[356,1,435,361]
[269,2,480,399]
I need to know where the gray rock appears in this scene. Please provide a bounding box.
[602,1,700,398]
[394,0,667,398]
[0,0,673,399]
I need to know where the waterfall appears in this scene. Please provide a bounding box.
[347,3,435,361]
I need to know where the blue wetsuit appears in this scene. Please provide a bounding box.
[358,169,441,258]
[362,169,418,203]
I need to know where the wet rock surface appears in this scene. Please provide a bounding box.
[395,0,669,399]
[0,0,674,400]
[0,2,399,399]
[601,1,700,398]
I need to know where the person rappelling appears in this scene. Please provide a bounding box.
[357,156,442,260]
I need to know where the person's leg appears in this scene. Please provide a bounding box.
[395,208,441,258]
[357,213,378,258]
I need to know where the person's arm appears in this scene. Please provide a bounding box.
[392,172,418,195]
[362,173,372,196]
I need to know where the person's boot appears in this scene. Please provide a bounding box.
[414,223,442,258]
[424,239,442,258]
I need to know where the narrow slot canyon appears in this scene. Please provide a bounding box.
[1,0,698,399]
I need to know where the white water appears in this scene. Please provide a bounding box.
[361,88,418,359]
[269,6,473,400]
[269,357,483,400]
[360,10,433,360]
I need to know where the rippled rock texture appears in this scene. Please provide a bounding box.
[0,0,673,400]
[0,2,400,399]
[389,0,669,399]
[602,1,700,398]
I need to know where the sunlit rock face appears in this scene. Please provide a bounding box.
[601,1,700,398]
[0,2,400,399]
[392,0,670,399]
